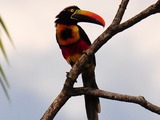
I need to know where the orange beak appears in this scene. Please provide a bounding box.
[71,9,105,27]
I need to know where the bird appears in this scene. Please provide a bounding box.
[55,6,105,120]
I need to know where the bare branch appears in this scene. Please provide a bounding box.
[72,87,160,115]
[117,0,160,32]
[112,0,130,25]
[88,0,160,56]
[40,88,71,120]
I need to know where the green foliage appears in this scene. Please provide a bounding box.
[0,15,13,100]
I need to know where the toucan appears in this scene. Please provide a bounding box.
[55,6,105,120]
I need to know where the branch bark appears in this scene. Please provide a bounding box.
[41,0,160,120]
[72,87,160,115]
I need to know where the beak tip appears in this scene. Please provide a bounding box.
[98,20,105,27]
[102,21,105,27]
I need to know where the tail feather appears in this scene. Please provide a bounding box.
[82,63,100,120]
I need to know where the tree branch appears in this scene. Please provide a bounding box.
[41,1,160,120]
[117,0,160,32]
[72,87,160,115]
[40,87,71,120]
[112,0,129,25]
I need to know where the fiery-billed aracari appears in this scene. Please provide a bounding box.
[55,6,105,120]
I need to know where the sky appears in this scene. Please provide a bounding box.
[0,0,160,120]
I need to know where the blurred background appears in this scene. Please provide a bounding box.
[0,0,160,120]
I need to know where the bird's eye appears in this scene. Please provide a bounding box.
[69,9,74,13]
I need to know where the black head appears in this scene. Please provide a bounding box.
[55,6,105,27]
[55,6,80,25]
